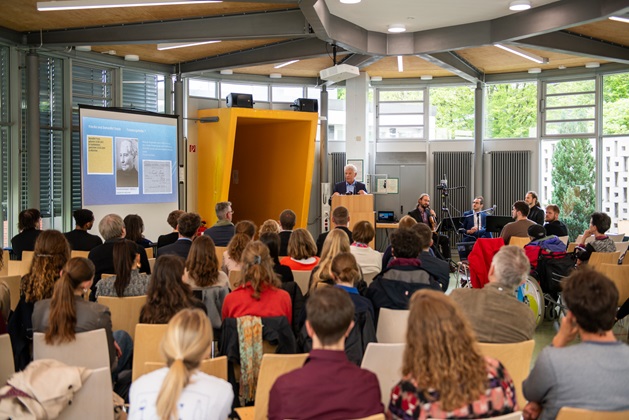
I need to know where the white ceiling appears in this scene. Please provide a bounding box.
[325,0,560,34]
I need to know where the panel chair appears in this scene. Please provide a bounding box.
[556,407,629,420]
[7,260,28,276]
[144,355,228,381]
[291,270,312,295]
[148,257,156,272]
[613,241,629,255]
[376,308,409,344]
[234,353,309,420]
[229,269,242,290]
[132,323,169,382]
[21,250,34,271]
[61,367,115,420]
[1,275,21,311]
[477,339,535,409]
[0,333,15,385]
[33,328,111,370]
[145,247,154,259]
[607,233,626,243]
[589,252,621,271]
[508,236,530,248]
[598,264,629,306]
[363,271,379,286]
[97,295,147,341]
[360,343,405,407]
[215,246,227,269]
[0,249,9,276]
[567,242,578,253]
[354,415,385,420]
[70,250,90,259]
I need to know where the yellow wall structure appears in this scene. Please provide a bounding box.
[196,108,318,230]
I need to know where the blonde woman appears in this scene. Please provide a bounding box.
[128,308,233,420]
[280,228,320,271]
[258,219,281,237]
[309,229,350,291]
[388,290,517,419]
[222,232,251,275]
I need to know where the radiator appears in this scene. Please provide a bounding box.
[329,152,347,185]
[489,151,531,216]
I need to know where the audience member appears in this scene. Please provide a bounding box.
[259,232,294,283]
[408,194,451,259]
[259,219,280,237]
[500,200,536,245]
[182,235,229,330]
[543,204,569,237]
[8,230,70,370]
[221,232,251,275]
[268,287,382,420]
[412,223,450,291]
[64,208,103,251]
[139,255,205,324]
[316,206,353,256]
[525,191,544,225]
[523,268,629,420]
[280,228,320,271]
[0,276,9,332]
[128,309,233,420]
[158,212,201,260]
[331,252,374,321]
[278,209,296,256]
[123,214,152,248]
[450,246,536,343]
[235,220,257,239]
[95,239,150,297]
[577,212,616,263]
[157,209,185,249]
[524,224,567,268]
[11,208,42,260]
[203,201,235,246]
[388,290,518,419]
[331,164,368,197]
[222,241,292,324]
[350,221,381,276]
[460,196,491,242]
[381,215,417,267]
[309,229,351,292]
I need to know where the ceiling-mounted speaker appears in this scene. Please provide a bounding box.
[290,98,318,112]
[226,93,254,108]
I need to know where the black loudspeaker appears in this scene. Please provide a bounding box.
[226,93,254,108]
[290,98,318,112]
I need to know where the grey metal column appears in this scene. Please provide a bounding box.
[174,73,184,209]
[474,82,484,196]
[165,74,174,115]
[320,86,328,183]
[27,50,40,209]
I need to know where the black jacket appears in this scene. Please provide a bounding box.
[11,229,42,260]
[64,229,103,251]
[316,226,353,257]
[528,206,545,225]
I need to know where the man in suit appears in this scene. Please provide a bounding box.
[64,208,103,251]
[278,209,296,256]
[460,196,491,242]
[203,201,235,246]
[332,164,367,197]
[158,212,201,260]
[157,209,185,249]
[316,206,352,256]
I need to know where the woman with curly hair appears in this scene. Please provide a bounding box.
[183,235,229,330]
[96,239,150,297]
[388,290,517,419]
[280,228,320,271]
[8,229,71,370]
[139,255,205,324]
[309,229,351,292]
[222,232,251,275]
[258,219,280,237]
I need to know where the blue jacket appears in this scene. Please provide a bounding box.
[333,181,367,195]
[460,210,490,240]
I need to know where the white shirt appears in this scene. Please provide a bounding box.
[350,245,382,275]
[129,367,233,420]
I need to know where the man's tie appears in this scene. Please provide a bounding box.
[477,213,480,229]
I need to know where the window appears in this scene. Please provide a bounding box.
[429,85,474,140]
[543,79,595,136]
[376,89,425,140]
[271,86,303,103]
[603,72,629,135]
[122,70,161,112]
[601,136,629,230]
[328,87,346,141]
[189,78,217,98]
[0,46,10,246]
[485,82,537,139]
[220,82,268,102]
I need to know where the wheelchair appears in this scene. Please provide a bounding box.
[529,250,576,322]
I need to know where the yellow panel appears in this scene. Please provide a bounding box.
[196,108,317,230]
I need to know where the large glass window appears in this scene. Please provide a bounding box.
[123,70,162,112]
[485,82,537,139]
[603,72,629,135]
[429,85,474,140]
[543,79,595,136]
[220,82,268,102]
[0,46,10,246]
[601,136,629,230]
[376,89,425,141]
[328,87,346,141]
[271,86,303,103]
[189,78,217,98]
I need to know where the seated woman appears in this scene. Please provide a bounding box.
[10,208,42,260]
[235,220,257,239]
[8,229,70,370]
[222,241,292,324]
[350,220,382,276]
[123,214,152,248]
[309,229,351,292]
[128,308,233,420]
[183,235,229,330]
[96,239,151,298]
[222,233,251,275]
[139,255,205,324]
[32,257,133,393]
[388,290,517,419]
[331,252,374,321]
[259,232,294,283]
[258,219,281,237]
[280,228,320,271]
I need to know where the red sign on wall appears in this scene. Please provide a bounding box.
[189,145,196,153]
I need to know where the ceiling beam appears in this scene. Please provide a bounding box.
[417,52,484,84]
[25,9,312,46]
[0,25,23,45]
[514,31,629,65]
[340,53,383,68]
[180,37,343,74]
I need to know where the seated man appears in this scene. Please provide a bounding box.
[577,211,616,263]
[316,205,352,256]
[523,267,629,420]
[408,193,451,260]
[158,212,201,260]
[460,196,491,242]
[278,209,296,256]
[450,246,536,343]
[412,223,450,291]
[543,204,569,237]
[203,201,235,246]
[157,209,185,249]
[268,287,383,420]
[500,200,536,245]
[64,208,103,251]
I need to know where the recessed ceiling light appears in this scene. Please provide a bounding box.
[388,24,406,33]
[220,69,233,75]
[125,54,140,61]
[420,75,433,80]
[585,62,600,68]
[274,60,299,69]
[340,0,361,3]
[509,0,531,11]
[269,73,282,79]
[370,76,382,82]
[528,68,542,74]
[157,40,220,51]
[609,16,629,24]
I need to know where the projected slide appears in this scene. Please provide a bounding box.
[80,106,178,206]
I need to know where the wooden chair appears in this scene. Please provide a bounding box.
[8,260,28,276]
[229,269,242,290]
[556,407,629,420]
[234,353,309,420]
[145,247,154,259]
[477,339,535,408]
[589,252,621,270]
[0,249,9,276]
[70,250,90,259]
[132,323,169,381]
[291,270,312,295]
[21,250,34,270]
[360,343,405,407]
[101,273,115,279]
[0,333,15,385]
[61,367,114,420]
[97,295,147,340]
[597,264,629,306]
[1,275,21,311]
[376,308,409,344]
[215,246,227,269]
[144,355,228,381]
[354,415,385,420]
[148,257,156,272]
[33,328,111,370]
[508,236,530,248]
[567,242,578,253]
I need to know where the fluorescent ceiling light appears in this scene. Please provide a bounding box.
[157,40,220,51]
[125,54,139,61]
[340,0,361,3]
[388,24,406,33]
[274,60,299,69]
[495,44,548,64]
[609,16,629,23]
[220,69,233,75]
[397,56,404,73]
[38,0,221,11]
[370,76,382,82]
[509,0,531,11]
[420,75,433,80]
[585,62,600,68]
[528,68,541,74]
[269,73,282,79]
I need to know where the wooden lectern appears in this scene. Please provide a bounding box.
[331,194,375,248]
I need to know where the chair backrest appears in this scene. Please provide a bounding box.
[0,333,15,385]
[61,366,114,420]
[557,236,569,245]
[353,415,386,420]
[1,275,21,311]
[21,250,34,269]
[508,236,530,248]
[291,270,312,295]
[476,339,535,409]
[617,220,629,238]
[589,251,621,269]
[376,308,409,344]
[598,264,629,305]
[229,269,242,290]
[145,247,154,259]
[607,233,625,243]
[575,234,595,245]
[567,242,577,253]
[360,343,405,408]
[148,257,156,272]
[144,355,228,381]
[101,273,115,279]
[132,323,169,381]
[33,328,111,370]
[613,241,629,254]
[0,250,9,277]
[363,271,379,286]
[97,295,147,340]
[556,407,629,420]
[70,250,90,259]
[215,246,227,269]
[8,260,28,276]
[470,412,522,420]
